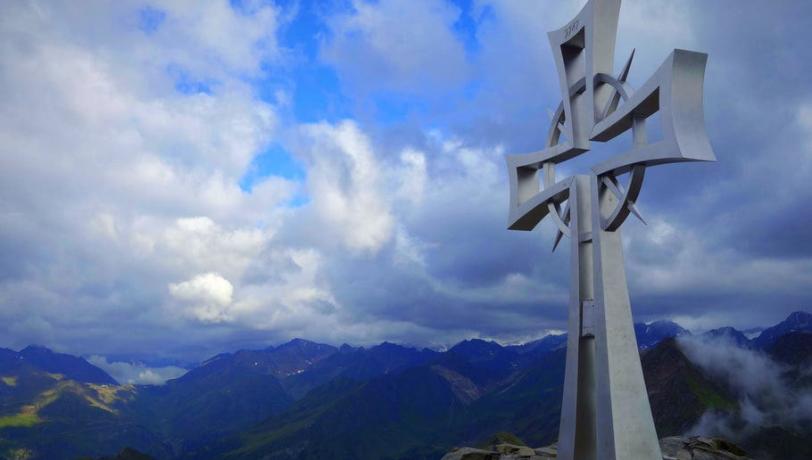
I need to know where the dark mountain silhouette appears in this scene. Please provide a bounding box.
[507,333,567,356]
[222,366,468,459]
[753,311,812,349]
[642,338,736,436]
[134,358,293,449]
[1,311,810,460]
[281,341,438,399]
[634,320,689,349]
[461,347,566,448]
[439,339,523,388]
[0,345,116,385]
[184,338,337,382]
[504,320,680,357]
[766,331,812,367]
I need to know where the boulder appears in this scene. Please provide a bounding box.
[441,443,548,460]
[533,444,557,458]
[441,447,499,460]
[444,436,750,460]
[660,436,751,460]
[493,443,537,456]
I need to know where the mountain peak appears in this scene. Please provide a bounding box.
[273,339,337,357]
[508,334,568,355]
[373,341,411,351]
[278,338,320,348]
[450,338,498,350]
[786,311,812,325]
[15,345,117,385]
[634,320,688,349]
[452,338,499,348]
[754,310,812,349]
[20,344,52,354]
[448,339,509,363]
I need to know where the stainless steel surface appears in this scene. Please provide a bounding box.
[505,1,716,458]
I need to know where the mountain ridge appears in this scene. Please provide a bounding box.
[0,345,117,385]
[1,311,810,459]
[752,310,812,349]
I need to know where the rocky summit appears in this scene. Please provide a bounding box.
[442,436,751,460]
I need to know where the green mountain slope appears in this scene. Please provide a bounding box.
[216,339,741,460]
[221,366,468,460]
[0,367,170,460]
[205,347,565,460]
[133,365,293,452]
[642,338,736,437]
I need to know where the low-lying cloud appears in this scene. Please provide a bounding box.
[88,356,187,385]
[678,336,812,440]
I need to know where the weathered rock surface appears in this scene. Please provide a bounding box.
[442,436,751,460]
[440,447,500,460]
[441,442,555,460]
[660,436,751,460]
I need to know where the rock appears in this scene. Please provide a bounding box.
[444,436,750,460]
[483,431,528,447]
[440,447,499,460]
[441,443,548,460]
[660,436,751,460]
[533,444,557,458]
[493,443,537,456]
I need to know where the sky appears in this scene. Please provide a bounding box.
[1,0,811,374]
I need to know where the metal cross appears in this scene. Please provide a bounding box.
[505,1,715,459]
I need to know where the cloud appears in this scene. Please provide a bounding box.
[322,0,468,95]
[169,273,235,323]
[88,355,186,385]
[0,0,296,358]
[679,335,812,440]
[621,213,812,329]
[296,121,395,252]
[155,0,280,76]
[1,0,812,363]
[396,148,427,205]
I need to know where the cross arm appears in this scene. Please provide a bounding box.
[590,49,716,176]
[506,165,573,231]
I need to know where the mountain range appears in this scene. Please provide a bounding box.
[1,311,811,460]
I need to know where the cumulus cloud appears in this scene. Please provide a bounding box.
[0,0,299,358]
[88,355,187,385]
[1,0,812,362]
[296,121,395,252]
[169,273,235,323]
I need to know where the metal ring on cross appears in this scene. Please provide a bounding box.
[541,78,588,237]
[593,72,647,232]
[540,73,649,239]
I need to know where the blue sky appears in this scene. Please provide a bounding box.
[1,0,811,376]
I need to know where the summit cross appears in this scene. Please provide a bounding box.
[505,1,715,459]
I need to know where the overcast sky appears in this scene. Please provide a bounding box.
[1,0,811,369]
